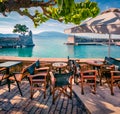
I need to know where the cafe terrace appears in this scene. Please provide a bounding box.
[0,56,120,114]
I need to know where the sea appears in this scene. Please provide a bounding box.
[0,32,120,59]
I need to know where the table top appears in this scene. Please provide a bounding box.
[0,61,21,68]
[52,62,67,68]
[86,60,103,67]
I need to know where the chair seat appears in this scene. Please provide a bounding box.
[29,72,47,78]
[9,74,22,82]
[0,74,8,80]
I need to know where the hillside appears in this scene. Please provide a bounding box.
[0,31,68,38]
[33,31,68,38]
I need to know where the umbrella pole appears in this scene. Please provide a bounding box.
[108,33,111,57]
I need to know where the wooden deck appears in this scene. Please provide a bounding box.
[0,80,88,114]
[0,78,120,114]
[0,56,120,114]
[73,83,120,114]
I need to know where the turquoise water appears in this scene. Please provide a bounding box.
[0,36,120,58]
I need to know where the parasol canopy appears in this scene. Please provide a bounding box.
[65,8,120,57]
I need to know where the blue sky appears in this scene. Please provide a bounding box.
[0,0,120,34]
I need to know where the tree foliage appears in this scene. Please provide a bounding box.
[0,0,100,27]
[13,24,29,35]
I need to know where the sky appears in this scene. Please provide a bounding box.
[0,0,120,34]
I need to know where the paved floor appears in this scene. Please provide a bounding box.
[0,80,88,114]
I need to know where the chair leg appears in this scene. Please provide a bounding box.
[44,84,46,99]
[70,85,72,98]
[44,91,46,99]
[13,74,23,96]
[111,79,114,95]
[52,89,55,104]
[7,79,11,92]
[93,79,96,94]
[81,79,84,95]
[27,77,31,85]
[15,81,23,96]
[50,85,53,95]
[100,73,103,86]
[30,88,34,99]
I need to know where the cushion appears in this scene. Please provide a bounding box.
[27,63,36,75]
[36,60,40,68]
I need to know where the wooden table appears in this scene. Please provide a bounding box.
[86,60,103,68]
[52,62,67,74]
[0,61,22,96]
[0,61,21,73]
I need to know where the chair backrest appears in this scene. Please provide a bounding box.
[27,62,36,75]
[19,62,36,80]
[54,72,73,87]
[81,70,97,77]
[68,60,74,72]
[35,60,40,68]
[111,71,120,78]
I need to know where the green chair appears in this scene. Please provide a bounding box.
[49,71,73,104]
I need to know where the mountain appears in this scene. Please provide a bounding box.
[33,31,68,38]
[0,31,68,38]
[0,33,19,37]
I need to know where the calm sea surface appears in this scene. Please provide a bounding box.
[0,36,120,58]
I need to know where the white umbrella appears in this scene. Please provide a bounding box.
[65,8,120,57]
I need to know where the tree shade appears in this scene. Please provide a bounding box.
[0,0,100,27]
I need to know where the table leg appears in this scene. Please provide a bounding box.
[7,79,11,92]
[6,68,11,92]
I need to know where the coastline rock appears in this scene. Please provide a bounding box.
[0,31,35,48]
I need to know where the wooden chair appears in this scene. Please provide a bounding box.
[99,64,115,85]
[28,71,49,99]
[49,71,73,104]
[0,67,8,85]
[81,70,98,95]
[110,71,120,95]
[28,60,50,99]
[9,63,32,96]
